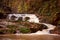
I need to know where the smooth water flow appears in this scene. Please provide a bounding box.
[34,23,56,34]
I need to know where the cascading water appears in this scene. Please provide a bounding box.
[15,23,58,35]
[32,23,56,34]
[8,14,58,35]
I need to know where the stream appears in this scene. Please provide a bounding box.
[0,23,59,40]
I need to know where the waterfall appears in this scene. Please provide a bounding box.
[8,14,57,35]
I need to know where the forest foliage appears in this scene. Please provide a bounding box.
[0,0,60,24]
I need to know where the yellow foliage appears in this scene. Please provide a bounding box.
[24,3,29,12]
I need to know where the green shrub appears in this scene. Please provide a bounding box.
[7,25,17,29]
[19,27,31,33]
[7,29,16,34]
[7,25,16,34]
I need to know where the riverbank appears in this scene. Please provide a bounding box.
[0,34,60,40]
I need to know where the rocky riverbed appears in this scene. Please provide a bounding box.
[0,34,60,40]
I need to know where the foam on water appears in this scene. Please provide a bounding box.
[8,14,39,23]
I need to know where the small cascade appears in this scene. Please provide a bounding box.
[31,23,56,35]
[15,23,57,35]
[8,14,57,35]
